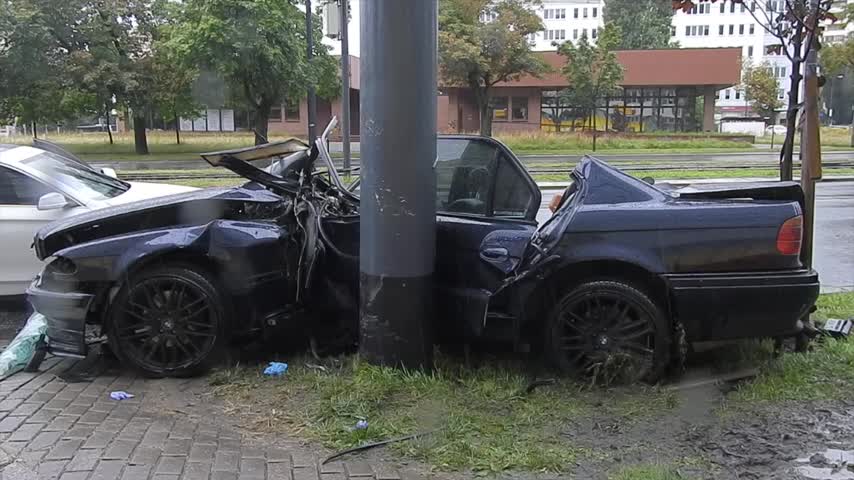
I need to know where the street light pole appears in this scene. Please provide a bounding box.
[339,0,351,172]
[358,0,438,368]
[305,0,318,143]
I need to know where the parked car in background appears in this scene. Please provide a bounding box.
[0,143,196,297]
[28,119,819,383]
[766,125,787,136]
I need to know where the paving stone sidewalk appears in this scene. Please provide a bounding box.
[0,352,430,480]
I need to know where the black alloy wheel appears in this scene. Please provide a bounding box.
[546,281,669,385]
[107,265,226,377]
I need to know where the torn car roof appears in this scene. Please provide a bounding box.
[201,139,309,166]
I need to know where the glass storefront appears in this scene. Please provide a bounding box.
[540,87,703,132]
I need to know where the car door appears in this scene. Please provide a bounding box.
[434,136,541,339]
[0,165,84,296]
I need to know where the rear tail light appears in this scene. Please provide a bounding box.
[776,215,803,255]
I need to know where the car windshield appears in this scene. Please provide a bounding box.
[22,151,130,201]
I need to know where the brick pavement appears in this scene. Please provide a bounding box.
[0,352,436,480]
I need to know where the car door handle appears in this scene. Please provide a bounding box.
[481,247,509,260]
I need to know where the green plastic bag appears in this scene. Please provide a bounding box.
[0,312,47,379]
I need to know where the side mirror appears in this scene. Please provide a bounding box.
[99,167,118,179]
[37,192,70,211]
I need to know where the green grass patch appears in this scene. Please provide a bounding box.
[609,464,687,480]
[754,126,852,147]
[209,356,675,474]
[726,292,854,404]
[496,131,751,153]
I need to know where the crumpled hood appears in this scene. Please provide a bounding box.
[34,187,283,260]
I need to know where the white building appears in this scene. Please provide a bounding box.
[530,0,604,50]
[823,0,854,44]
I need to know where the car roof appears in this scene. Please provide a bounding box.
[0,144,46,167]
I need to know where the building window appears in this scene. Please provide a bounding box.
[544,8,551,19]
[749,24,755,34]
[269,106,282,122]
[592,7,598,17]
[583,7,588,17]
[725,89,731,100]
[511,97,528,121]
[739,24,745,35]
[719,24,724,35]
[751,1,757,11]
[741,3,746,12]
[493,96,509,121]
[574,7,578,18]
[557,8,565,19]
[729,24,735,35]
[592,28,598,39]
[685,25,691,36]
[720,2,725,13]
[573,29,578,39]
[735,90,741,100]
[701,3,710,13]
[546,29,565,40]
[778,89,785,99]
[671,26,677,36]
[730,2,736,12]
[582,28,588,37]
[285,99,300,122]
[704,25,709,35]
[748,45,754,56]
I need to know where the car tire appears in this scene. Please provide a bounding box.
[544,280,670,385]
[106,265,228,378]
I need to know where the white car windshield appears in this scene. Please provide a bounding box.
[22,152,130,201]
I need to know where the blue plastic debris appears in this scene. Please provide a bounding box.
[355,420,368,430]
[110,391,134,401]
[263,362,288,376]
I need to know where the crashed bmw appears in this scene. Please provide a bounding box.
[28,119,819,382]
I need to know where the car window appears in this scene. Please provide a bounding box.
[436,139,498,215]
[0,166,56,205]
[493,158,535,218]
[21,151,129,202]
[436,138,534,219]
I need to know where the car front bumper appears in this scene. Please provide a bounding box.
[26,280,93,358]
[664,269,820,342]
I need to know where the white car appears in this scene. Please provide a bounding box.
[765,125,787,136]
[0,143,196,297]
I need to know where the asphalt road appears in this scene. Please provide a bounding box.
[538,180,854,293]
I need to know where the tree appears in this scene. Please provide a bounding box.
[604,0,674,49]
[439,0,549,136]
[168,0,338,145]
[742,61,783,121]
[558,24,624,145]
[673,0,838,181]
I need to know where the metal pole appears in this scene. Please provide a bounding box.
[305,0,317,143]
[799,0,822,270]
[359,0,437,369]
[340,0,351,172]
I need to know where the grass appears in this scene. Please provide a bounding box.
[729,292,854,403]
[496,131,753,154]
[609,464,687,480]
[208,355,676,474]
[755,126,852,147]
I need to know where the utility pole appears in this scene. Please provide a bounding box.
[339,0,351,172]
[359,0,437,369]
[305,0,318,143]
[799,0,822,270]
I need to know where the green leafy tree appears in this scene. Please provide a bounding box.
[558,24,624,139]
[673,0,839,179]
[439,0,548,136]
[742,61,783,121]
[604,0,673,49]
[167,0,339,145]
[821,38,854,76]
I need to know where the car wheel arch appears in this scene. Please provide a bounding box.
[517,259,672,347]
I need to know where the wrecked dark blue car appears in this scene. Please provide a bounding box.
[27,120,819,382]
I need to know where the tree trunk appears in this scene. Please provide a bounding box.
[592,112,597,152]
[31,121,37,139]
[133,113,149,155]
[780,26,804,182]
[175,118,181,145]
[850,122,853,147]
[253,102,272,145]
[105,108,114,145]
